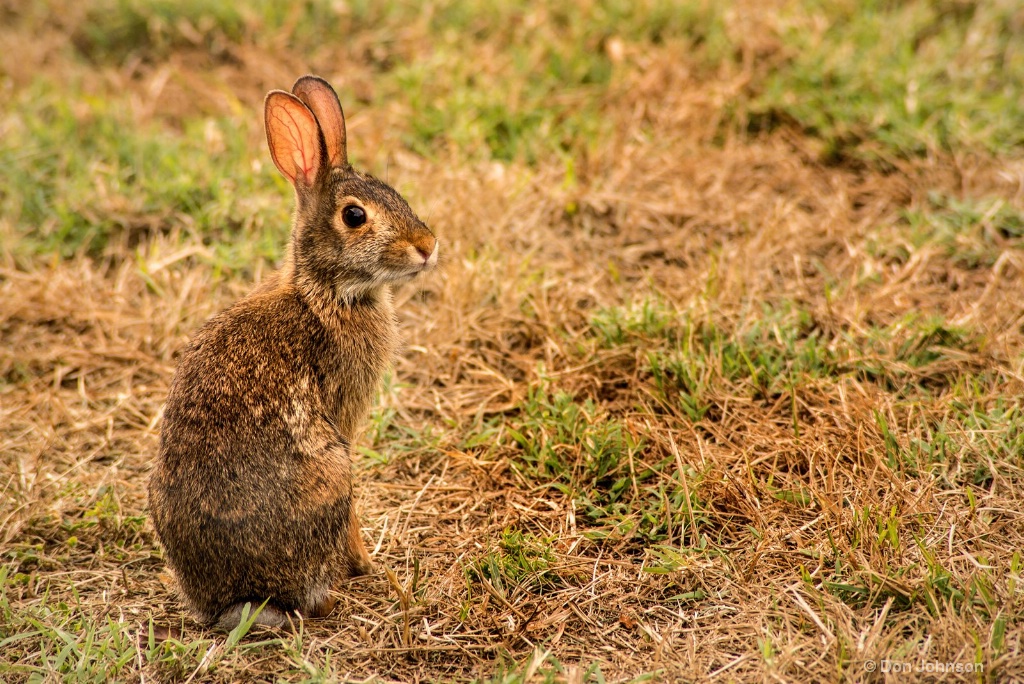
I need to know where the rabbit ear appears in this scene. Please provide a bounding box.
[264,90,323,188]
[291,75,348,169]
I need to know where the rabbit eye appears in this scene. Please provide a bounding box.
[341,205,366,228]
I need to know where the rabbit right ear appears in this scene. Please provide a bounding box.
[291,75,348,169]
[264,90,323,188]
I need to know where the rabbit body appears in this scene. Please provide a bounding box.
[148,76,436,630]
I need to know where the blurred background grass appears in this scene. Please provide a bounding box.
[2,0,1021,264]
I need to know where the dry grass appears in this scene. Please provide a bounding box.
[2,1,1024,682]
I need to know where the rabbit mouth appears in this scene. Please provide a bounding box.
[394,254,438,279]
[334,258,435,295]
[390,264,431,282]
[365,262,433,286]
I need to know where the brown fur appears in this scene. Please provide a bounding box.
[148,76,436,630]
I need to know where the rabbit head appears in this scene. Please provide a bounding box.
[265,75,438,302]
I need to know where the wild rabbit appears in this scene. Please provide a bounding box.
[148,75,438,631]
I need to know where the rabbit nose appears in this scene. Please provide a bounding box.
[416,238,437,263]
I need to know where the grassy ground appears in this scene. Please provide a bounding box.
[2,0,1023,681]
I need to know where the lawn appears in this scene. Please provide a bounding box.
[1,0,1022,681]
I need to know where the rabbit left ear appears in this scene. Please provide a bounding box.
[264,90,323,188]
[292,75,348,169]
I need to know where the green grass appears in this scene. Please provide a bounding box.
[72,0,248,60]
[810,511,1008,625]
[505,386,641,486]
[748,0,1024,162]
[468,528,564,598]
[0,80,288,268]
[591,299,982,414]
[68,0,731,163]
[480,650,614,684]
[384,0,731,162]
[868,193,1024,270]
[462,381,707,544]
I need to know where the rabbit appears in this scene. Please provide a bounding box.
[148,75,438,631]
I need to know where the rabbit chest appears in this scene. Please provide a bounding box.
[307,291,399,441]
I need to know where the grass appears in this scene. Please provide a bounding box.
[68,0,731,163]
[2,0,1024,681]
[747,0,1024,162]
[0,79,288,268]
[879,193,1024,270]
